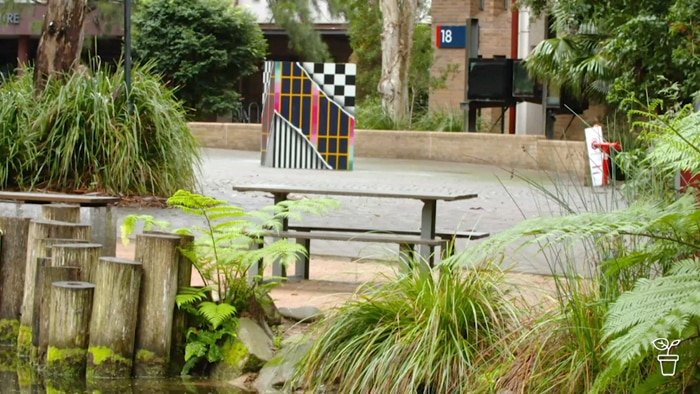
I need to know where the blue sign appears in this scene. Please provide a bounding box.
[436,25,467,48]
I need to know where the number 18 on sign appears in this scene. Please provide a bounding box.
[436,25,467,48]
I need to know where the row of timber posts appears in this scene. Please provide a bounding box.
[0,204,194,381]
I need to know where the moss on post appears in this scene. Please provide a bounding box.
[45,281,95,378]
[35,265,80,364]
[0,216,31,347]
[133,233,181,377]
[87,257,142,379]
[0,319,19,345]
[18,220,91,359]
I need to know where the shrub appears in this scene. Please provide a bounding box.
[0,62,201,197]
[295,260,518,393]
[133,0,267,120]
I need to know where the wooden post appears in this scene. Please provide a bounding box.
[41,204,81,223]
[50,243,102,283]
[87,257,142,379]
[0,217,31,347]
[133,233,181,377]
[33,264,80,364]
[43,238,89,256]
[144,230,194,375]
[45,281,95,378]
[18,220,91,358]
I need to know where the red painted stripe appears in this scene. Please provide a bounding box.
[435,26,441,48]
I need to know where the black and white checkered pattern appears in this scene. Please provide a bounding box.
[300,62,356,115]
[262,61,273,108]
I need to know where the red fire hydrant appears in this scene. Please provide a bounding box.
[591,141,622,186]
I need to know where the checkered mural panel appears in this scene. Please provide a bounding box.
[260,61,356,170]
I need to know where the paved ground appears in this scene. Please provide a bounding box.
[2,148,623,276]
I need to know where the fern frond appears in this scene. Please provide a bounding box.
[167,189,228,211]
[198,301,237,329]
[602,258,700,365]
[119,214,172,245]
[176,286,214,308]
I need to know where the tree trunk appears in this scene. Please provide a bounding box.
[133,233,182,377]
[0,217,31,347]
[45,281,95,378]
[87,257,143,379]
[33,0,88,92]
[378,0,417,123]
[42,204,81,223]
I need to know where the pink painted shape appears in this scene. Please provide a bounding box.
[311,85,319,144]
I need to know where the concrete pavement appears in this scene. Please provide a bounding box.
[2,148,619,276]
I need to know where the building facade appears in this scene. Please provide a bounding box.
[430,0,603,140]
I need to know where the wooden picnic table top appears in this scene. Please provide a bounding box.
[233,183,478,202]
[0,191,120,207]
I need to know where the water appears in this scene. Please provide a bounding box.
[0,349,245,394]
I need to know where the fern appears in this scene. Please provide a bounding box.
[176,286,214,308]
[198,301,237,330]
[602,259,700,362]
[119,214,171,245]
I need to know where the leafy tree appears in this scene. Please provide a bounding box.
[133,0,268,119]
[269,0,427,122]
[519,0,700,108]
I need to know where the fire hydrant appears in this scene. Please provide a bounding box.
[591,141,622,186]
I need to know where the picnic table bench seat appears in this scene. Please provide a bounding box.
[252,227,484,281]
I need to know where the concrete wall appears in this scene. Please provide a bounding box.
[188,122,589,181]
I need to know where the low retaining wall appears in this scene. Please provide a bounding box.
[188,122,588,181]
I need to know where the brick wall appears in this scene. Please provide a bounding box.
[430,0,512,110]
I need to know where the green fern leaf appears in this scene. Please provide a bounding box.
[198,301,237,329]
[602,259,700,366]
[176,286,213,308]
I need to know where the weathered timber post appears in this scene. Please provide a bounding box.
[50,243,102,283]
[17,220,90,358]
[45,281,95,378]
[144,230,194,374]
[33,264,80,364]
[43,238,89,256]
[0,217,31,346]
[87,257,142,379]
[133,233,181,377]
[41,204,81,223]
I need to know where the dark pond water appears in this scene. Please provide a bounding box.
[0,349,245,394]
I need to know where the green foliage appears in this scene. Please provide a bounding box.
[294,260,518,393]
[356,97,465,132]
[267,0,349,62]
[0,62,200,196]
[122,190,338,375]
[133,0,268,119]
[427,94,700,392]
[520,0,700,107]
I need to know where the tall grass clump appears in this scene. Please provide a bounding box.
[0,73,37,189]
[295,259,518,393]
[0,61,201,196]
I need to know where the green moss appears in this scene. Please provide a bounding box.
[0,347,16,371]
[16,360,40,386]
[16,324,32,358]
[221,338,263,372]
[133,349,167,377]
[0,319,19,345]
[45,346,87,377]
[86,346,132,379]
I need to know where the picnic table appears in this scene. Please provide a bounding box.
[233,183,481,278]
